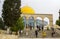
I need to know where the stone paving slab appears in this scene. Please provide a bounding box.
[19,29,60,38]
[0,34,18,39]
[19,38,60,39]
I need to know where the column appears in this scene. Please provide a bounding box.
[49,18,53,30]
[34,18,37,29]
[49,20,53,26]
[26,19,28,28]
[25,17,29,29]
[33,17,36,29]
[41,17,44,31]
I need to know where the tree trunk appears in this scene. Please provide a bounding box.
[15,31,18,35]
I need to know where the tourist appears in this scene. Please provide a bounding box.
[37,25,39,29]
[29,23,32,30]
[7,27,10,34]
[51,26,55,37]
[19,30,21,35]
[26,27,29,36]
[42,31,46,38]
[51,31,55,37]
[35,29,38,38]
[51,26,54,31]
[9,30,12,34]
[42,26,43,31]
[39,26,41,31]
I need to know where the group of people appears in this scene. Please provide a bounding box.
[17,25,56,38]
[20,25,55,38]
[6,25,56,38]
[35,25,56,38]
[35,25,44,38]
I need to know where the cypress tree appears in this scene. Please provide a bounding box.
[2,0,21,27]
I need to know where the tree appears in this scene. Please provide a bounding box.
[0,18,4,29]
[56,9,60,26]
[2,0,21,27]
[11,17,24,34]
[16,17,24,30]
[56,20,60,26]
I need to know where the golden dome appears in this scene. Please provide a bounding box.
[21,6,35,14]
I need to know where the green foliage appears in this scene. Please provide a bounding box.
[16,17,24,30]
[2,0,21,27]
[47,27,49,30]
[56,20,60,26]
[0,18,5,29]
[11,17,24,32]
[10,25,18,32]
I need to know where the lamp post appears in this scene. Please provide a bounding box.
[59,9,60,20]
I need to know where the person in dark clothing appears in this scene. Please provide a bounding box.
[51,27,54,31]
[51,26,55,37]
[30,26,32,30]
[35,30,38,38]
[37,25,39,29]
[42,26,43,31]
[51,31,55,37]
[39,26,41,31]
[51,27,55,37]
[51,28,55,37]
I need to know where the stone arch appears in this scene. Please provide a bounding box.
[28,16,34,27]
[36,17,42,26]
[21,14,53,28]
[36,17,42,20]
[22,16,26,26]
[22,16,26,20]
[29,16,34,20]
[44,17,49,26]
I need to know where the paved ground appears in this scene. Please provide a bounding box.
[0,29,60,39]
[0,34,18,39]
[19,29,60,38]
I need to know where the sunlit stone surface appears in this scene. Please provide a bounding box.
[0,34,18,39]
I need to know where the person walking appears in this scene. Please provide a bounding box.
[51,30,55,37]
[39,26,41,31]
[51,26,55,37]
[42,31,46,38]
[42,26,43,31]
[35,29,38,38]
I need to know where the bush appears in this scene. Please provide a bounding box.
[11,17,24,32]
[56,20,60,26]
[47,27,49,30]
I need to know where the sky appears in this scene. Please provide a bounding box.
[0,0,60,24]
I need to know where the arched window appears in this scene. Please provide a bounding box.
[28,16,34,27]
[44,17,49,26]
[36,17,42,26]
[22,16,26,26]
